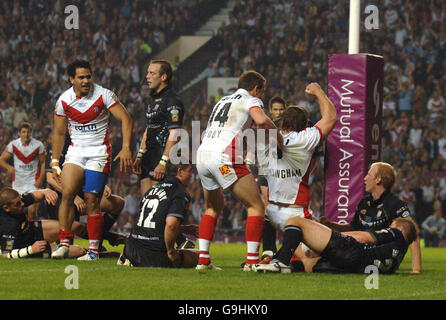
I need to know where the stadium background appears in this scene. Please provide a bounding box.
[0,0,445,244]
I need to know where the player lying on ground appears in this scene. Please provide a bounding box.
[118,162,199,268]
[254,216,418,274]
[0,187,85,259]
[45,171,126,248]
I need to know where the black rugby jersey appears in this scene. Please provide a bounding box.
[130,176,190,252]
[351,191,411,231]
[360,227,409,274]
[145,86,184,148]
[0,193,41,253]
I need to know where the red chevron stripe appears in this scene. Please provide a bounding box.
[12,145,41,164]
[62,96,105,124]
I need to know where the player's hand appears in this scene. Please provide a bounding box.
[305,82,323,96]
[31,241,48,254]
[74,196,86,215]
[154,162,166,181]
[114,147,133,172]
[132,158,142,174]
[6,166,15,177]
[103,185,112,199]
[44,189,59,206]
[167,249,181,267]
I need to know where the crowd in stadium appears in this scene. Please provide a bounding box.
[0,0,445,244]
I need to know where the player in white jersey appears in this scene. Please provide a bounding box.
[0,122,46,220]
[51,60,133,260]
[196,71,283,271]
[260,82,337,259]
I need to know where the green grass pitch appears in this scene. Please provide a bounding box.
[1,240,445,300]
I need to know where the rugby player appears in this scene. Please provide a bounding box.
[318,162,422,273]
[254,216,418,274]
[0,122,46,220]
[51,60,132,260]
[195,70,282,271]
[133,59,184,196]
[119,162,198,268]
[0,187,85,259]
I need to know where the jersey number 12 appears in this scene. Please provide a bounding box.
[137,198,159,229]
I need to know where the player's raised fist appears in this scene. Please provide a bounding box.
[305,82,323,96]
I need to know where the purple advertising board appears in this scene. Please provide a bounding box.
[324,54,383,223]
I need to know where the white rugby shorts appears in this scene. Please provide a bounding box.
[64,145,111,174]
[196,151,250,190]
[266,203,312,232]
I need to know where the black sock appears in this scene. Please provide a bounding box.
[275,225,302,265]
[262,217,277,253]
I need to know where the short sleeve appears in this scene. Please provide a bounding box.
[166,98,184,130]
[102,88,121,109]
[55,97,66,117]
[6,141,13,154]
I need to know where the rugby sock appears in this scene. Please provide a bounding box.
[262,217,277,254]
[275,225,302,265]
[59,229,73,248]
[87,213,104,254]
[245,215,264,265]
[198,214,217,265]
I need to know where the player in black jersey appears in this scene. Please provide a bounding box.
[0,187,85,259]
[133,59,185,197]
[119,162,198,268]
[318,162,422,273]
[254,216,418,274]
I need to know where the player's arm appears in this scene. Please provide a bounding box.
[342,231,375,243]
[0,150,14,176]
[31,189,59,206]
[408,235,422,274]
[35,152,46,188]
[249,107,284,150]
[1,240,48,259]
[306,83,338,138]
[153,128,180,181]
[133,128,148,174]
[109,103,133,172]
[318,216,353,232]
[165,215,182,266]
[51,114,67,177]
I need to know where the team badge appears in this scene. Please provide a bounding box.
[219,165,231,175]
[360,209,367,215]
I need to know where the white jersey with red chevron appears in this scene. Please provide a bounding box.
[198,88,263,162]
[265,126,322,206]
[55,83,121,148]
[6,137,45,190]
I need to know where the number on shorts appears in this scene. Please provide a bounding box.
[137,198,159,229]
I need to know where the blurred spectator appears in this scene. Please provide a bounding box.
[421,200,446,247]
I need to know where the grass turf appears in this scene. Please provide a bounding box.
[1,241,445,300]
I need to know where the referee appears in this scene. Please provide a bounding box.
[133,59,184,196]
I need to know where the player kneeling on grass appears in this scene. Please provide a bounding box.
[118,162,199,268]
[254,217,418,274]
[0,187,85,259]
